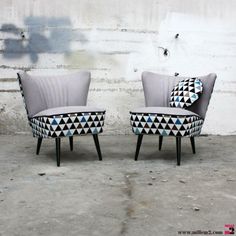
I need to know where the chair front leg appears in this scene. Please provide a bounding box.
[55,138,61,167]
[93,134,102,161]
[176,137,181,166]
[69,136,73,151]
[159,136,163,151]
[36,137,43,155]
[135,134,143,161]
[190,137,196,154]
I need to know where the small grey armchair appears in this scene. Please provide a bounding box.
[130,72,216,165]
[17,71,105,166]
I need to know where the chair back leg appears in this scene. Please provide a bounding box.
[135,135,143,161]
[190,137,196,154]
[159,136,163,150]
[55,138,61,167]
[69,136,73,151]
[36,138,43,155]
[93,134,102,161]
[176,137,181,166]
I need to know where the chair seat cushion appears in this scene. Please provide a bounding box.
[130,107,203,137]
[30,106,106,138]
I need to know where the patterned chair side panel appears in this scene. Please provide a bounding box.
[30,112,105,138]
[130,113,203,137]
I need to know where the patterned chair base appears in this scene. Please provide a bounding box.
[30,106,105,166]
[130,107,204,165]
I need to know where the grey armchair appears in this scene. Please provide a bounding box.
[130,72,216,165]
[17,71,105,166]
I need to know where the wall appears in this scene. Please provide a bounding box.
[0,0,236,135]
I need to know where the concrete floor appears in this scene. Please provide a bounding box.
[0,134,235,236]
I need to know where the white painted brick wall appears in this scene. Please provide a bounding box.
[0,0,236,135]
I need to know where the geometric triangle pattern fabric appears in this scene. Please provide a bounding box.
[170,78,203,108]
[30,111,105,138]
[130,112,203,137]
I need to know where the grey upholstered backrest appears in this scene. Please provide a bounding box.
[142,72,217,119]
[17,71,91,118]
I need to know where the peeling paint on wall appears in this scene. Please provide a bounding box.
[1,17,87,62]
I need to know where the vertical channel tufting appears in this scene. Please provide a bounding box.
[17,71,91,118]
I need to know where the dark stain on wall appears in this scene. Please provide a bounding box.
[0,17,87,63]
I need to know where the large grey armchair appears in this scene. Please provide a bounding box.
[17,71,105,166]
[130,72,216,165]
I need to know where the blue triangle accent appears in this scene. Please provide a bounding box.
[175,97,179,102]
[135,128,140,134]
[66,130,72,136]
[51,119,58,125]
[81,117,86,122]
[162,130,168,136]
[147,117,152,123]
[175,119,182,125]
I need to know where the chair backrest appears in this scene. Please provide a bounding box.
[17,71,91,118]
[142,72,217,119]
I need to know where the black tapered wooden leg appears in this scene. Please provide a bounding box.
[93,134,102,161]
[176,137,181,166]
[69,136,73,151]
[55,138,61,167]
[190,137,196,154]
[36,138,43,155]
[135,134,143,161]
[159,136,163,151]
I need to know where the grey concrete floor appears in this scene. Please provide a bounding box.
[0,134,235,236]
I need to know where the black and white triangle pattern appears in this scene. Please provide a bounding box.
[130,112,203,137]
[170,78,203,108]
[30,111,105,138]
